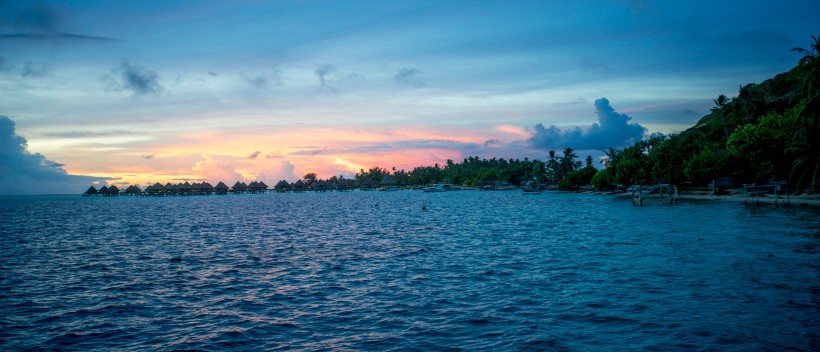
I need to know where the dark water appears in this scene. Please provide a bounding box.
[1,191,818,351]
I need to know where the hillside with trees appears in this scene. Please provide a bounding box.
[592,36,819,193]
[301,37,819,194]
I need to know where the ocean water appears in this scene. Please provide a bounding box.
[0,191,817,351]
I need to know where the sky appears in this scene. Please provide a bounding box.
[1,0,818,194]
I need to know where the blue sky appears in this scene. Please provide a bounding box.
[0,0,818,193]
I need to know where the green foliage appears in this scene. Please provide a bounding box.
[297,37,820,193]
[684,147,728,184]
[727,108,798,181]
[558,178,576,191]
[565,166,597,187]
[590,169,611,190]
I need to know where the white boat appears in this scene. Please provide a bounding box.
[422,183,450,192]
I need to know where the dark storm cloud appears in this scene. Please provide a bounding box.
[528,98,647,150]
[106,61,164,96]
[395,67,424,88]
[0,115,112,195]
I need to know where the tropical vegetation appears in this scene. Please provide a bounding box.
[301,37,820,193]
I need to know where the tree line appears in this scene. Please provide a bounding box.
[301,36,819,193]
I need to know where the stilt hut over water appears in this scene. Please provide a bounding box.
[275,180,290,192]
[106,185,120,196]
[214,182,229,194]
[198,182,214,194]
[232,181,247,194]
[292,180,306,192]
[125,185,141,195]
[83,186,98,196]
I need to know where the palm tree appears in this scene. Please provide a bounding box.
[711,94,730,138]
[546,150,560,182]
[792,35,820,95]
[601,147,619,168]
[560,147,579,178]
[788,35,820,192]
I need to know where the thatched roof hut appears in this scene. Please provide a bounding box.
[360,178,375,190]
[380,174,396,186]
[310,179,327,191]
[274,180,290,192]
[199,182,214,194]
[214,181,229,194]
[148,182,164,195]
[125,185,142,195]
[107,185,120,196]
[83,186,98,196]
[231,181,247,193]
[292,179,305,191]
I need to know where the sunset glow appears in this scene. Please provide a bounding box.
[1,0,817,194]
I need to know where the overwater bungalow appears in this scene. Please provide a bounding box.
[274,180,290,192]
[198,182,214,194]
[360,178,375,190]
[231,181,247,194]
[83,186,98,196]
[125,185,142,195]
[292,180,306,192]
[214,181,229,194]
[148,182,165,195]
[106,185,120,196]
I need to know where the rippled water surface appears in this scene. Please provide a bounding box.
[1,191,818,351]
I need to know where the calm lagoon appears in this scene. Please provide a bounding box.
[1,191,817,350]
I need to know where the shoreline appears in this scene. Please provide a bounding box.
[596,188,820,208]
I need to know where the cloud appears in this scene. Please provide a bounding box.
[192,156,244,184]
[0,1,117,42]
[395,67,424,88]
[528,98,647,150]
[106,61,164,96]
[483,139,500,147]
[141,154,155,160]
[248,151,261,159]
[19,61,47,77]
[0,115,111,195]
[315,64,336,92]
[265,152,284,159]
[45,130,133,138]
[579,57,609,73]
[240,69,282,88]
[255,159,298,183]
[681,107,698,115]
[313,64,363,93]
[289,148,327,156]
[207,71,219,77]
